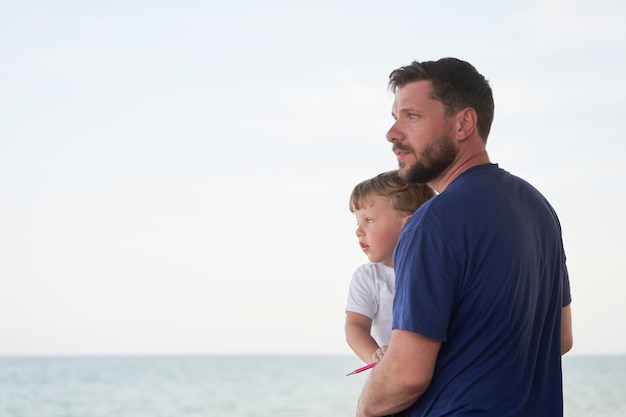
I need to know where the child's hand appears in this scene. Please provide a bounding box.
[371,345,388,363]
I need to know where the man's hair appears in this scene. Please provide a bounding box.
[349,170,435,213]
[388,57,495,142]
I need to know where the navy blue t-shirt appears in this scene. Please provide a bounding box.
[393,164,571,417]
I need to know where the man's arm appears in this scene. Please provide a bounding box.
[357,329,441,417]
[561,304,573,355]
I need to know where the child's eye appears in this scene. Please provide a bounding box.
[365,218,373,223]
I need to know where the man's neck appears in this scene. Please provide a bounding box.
[429,150,491,193]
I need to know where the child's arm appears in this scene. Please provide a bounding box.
[345,311,380,364]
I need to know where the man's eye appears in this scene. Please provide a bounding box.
[409,113,418,119]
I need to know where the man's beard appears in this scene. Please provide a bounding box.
[397,132,458,184]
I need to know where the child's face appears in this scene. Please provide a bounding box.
[354,194,410,267]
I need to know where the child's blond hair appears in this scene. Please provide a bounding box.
[349,170,435,214]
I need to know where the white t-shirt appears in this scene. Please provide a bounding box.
[345,262,395,346]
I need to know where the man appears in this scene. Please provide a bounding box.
[356,58,573,417]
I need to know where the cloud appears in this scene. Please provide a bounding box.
[248,82,390,142]
[529,0,626,46]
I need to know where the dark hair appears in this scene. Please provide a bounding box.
[388,57,495,142]
[349,170,435,213]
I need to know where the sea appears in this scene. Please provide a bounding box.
[0,354,624,417]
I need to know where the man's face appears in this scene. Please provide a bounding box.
[386,81,458,184]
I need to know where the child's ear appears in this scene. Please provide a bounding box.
[401,214,412,226]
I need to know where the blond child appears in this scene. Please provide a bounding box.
[345,170,434,364]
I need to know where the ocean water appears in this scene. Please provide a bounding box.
[0,354,623,417]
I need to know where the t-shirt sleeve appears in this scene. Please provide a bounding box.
[345,265,378,319]
[562,263,571,307]
[393,220,460,343]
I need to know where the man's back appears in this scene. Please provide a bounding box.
[393,163,571,416]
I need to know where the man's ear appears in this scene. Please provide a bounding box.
[456,107,478,141]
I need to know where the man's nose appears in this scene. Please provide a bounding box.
[386,122,400,143]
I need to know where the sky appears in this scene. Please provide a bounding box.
[1,0,625,356]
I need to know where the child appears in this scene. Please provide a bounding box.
[345,170,434,364]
